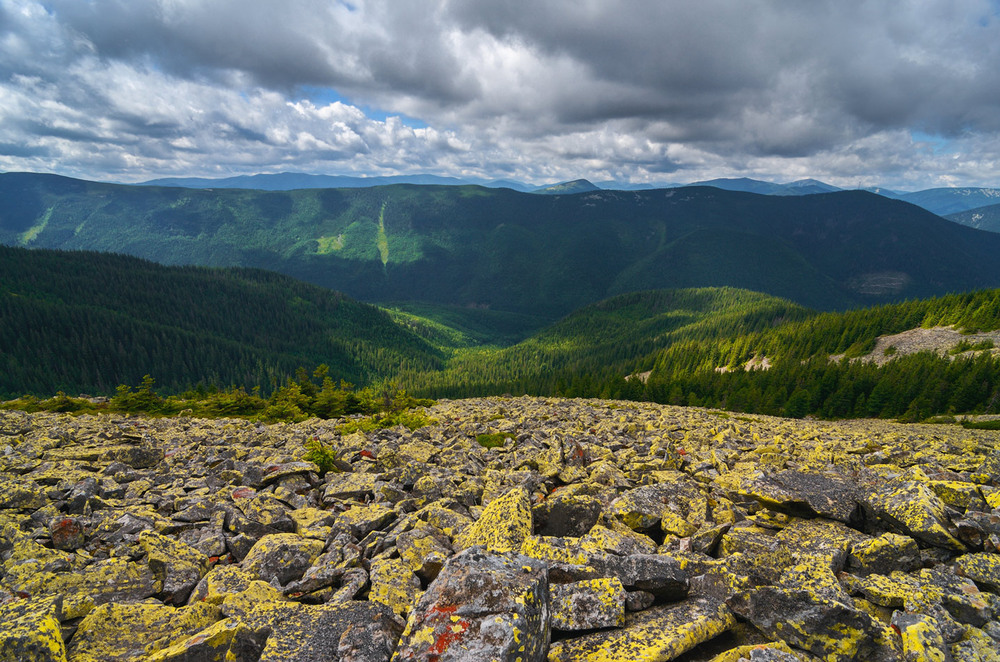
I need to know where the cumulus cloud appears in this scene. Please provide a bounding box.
[1,0,1000,188]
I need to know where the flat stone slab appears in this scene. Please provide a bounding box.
[547,597,735,661]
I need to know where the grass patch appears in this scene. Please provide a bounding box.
[922,415,958,425]
[339,409,437,434]
[949,339,995,355]
[315,234,344,254]
[475,432,509,449]
[20,206,53,245]
[961,419,1000,430]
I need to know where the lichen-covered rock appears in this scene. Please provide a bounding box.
[328,503,397,540]
[187,564,256,605]
[68,601,220,662]
[0,477,48,511]
[537,493,603,538]
[607,480,705,535]
[222,580,404,661]
[955,552,1000,594]
[590,553,689,600]
[0,597,67,662]
[848,532,921,576]
[454,486,532,553]
[890,611,951,662]
[547,597,735,661]
[867,480,966,552]
[6,398,1000,660]
[737,469,863,524]
[100,445,164,469]
[394,547,549,661]
[4,556,159,615]
[139,530,210,605]
[144,618,270,662]
[288,506,336,540]
[580,521,658,556]
[322,472,382,503]
[549,577,626,631]
[369,557,422,617]
[949,624,1000,662]
[233,491,296,533]
[727,586,901,662]
[48,516,85,551]
[241,532,324,586]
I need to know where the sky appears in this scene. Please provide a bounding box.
[2,1,1000,190]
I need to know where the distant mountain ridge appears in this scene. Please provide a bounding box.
[132,170,1000,220]
[140,172,535,192]
[893,187,1000,216]
[4,172,1000,320]
[533,179,602,194]
[684,177,842,196]
[946,203,1000,233]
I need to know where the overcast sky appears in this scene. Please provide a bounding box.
[2,0,1000,190]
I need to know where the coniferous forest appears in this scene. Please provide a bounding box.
[3,244,1000,423]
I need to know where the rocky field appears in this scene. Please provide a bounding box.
[2,396,1000,661]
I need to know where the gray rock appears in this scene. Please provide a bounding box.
[394,547,549,661]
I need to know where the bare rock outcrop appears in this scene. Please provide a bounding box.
[2,397,1000,660]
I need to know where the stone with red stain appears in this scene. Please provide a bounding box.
[49,516,85,550]
[230,487,257,500]
[394,547,549,661]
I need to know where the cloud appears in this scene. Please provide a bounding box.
[2,0,1000,188]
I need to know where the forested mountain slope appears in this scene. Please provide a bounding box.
[946,203,1000,233]
[0,246,440,397]
[400,288,1000,421]
[4,173,1000,318]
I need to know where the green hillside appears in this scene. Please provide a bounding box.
[400,288,1000,421]
[0,246,441,398]
[398,288,811,396]
[5,173,1000,322]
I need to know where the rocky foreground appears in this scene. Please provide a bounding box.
[2,397,1000,661]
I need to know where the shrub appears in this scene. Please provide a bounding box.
[303,437,345,474]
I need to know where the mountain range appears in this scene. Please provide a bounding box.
[132,171,1000,219]
[6,173,1000,323]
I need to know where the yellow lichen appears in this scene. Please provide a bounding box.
[455,487,532,553]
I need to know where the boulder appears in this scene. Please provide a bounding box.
[547,597,735,661]
[394,547,549,661]
[454,486,532,553]
[867,480,966,552]
[139,530,210,605]
[144,618,270,662]
[737,469,863,524]
[549,577,626,631]
[728,586,901,662]
[68,602,220,662]
[241,533,324,586]
[0,597,67,662]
